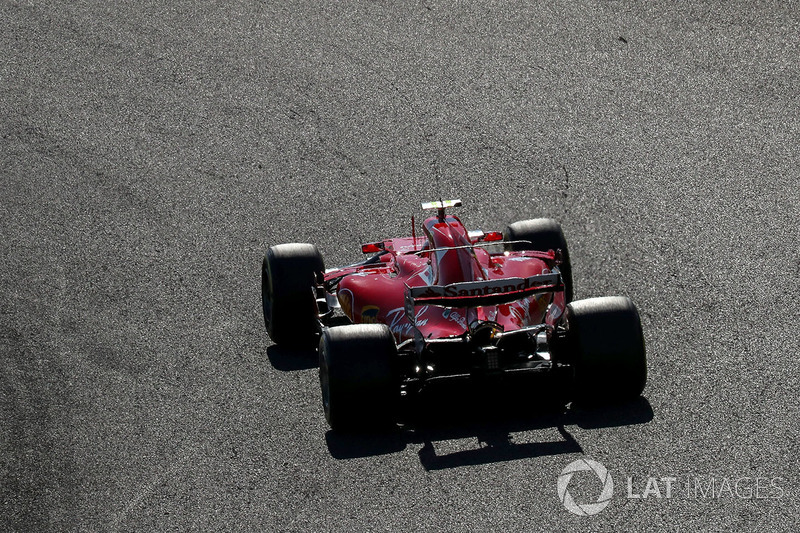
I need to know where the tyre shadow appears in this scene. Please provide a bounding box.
[265,317,352,372]
[324,381,653,470]
[325,431,408,459]
[266,345,318,371]
[569,396,654,430]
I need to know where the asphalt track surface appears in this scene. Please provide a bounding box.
[2,1,799,531]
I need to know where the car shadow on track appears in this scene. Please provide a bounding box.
[266,317,352,371]
[266,345,318,371]
[325,386,653,470]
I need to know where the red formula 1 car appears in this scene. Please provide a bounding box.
[261,200,646,431]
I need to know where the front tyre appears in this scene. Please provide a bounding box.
[261,243,324,348]
[561,296,647,402]
[504,218,573,302]
[319,324,398,432]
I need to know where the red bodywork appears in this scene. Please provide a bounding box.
[324,214,566,343]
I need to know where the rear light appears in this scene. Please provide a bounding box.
[483,231,503,242]
[361,242,385,253]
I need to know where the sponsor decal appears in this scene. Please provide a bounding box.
[416,286,443,299]
[547,302,563,321]
[361,305,380,324]
[442,307,467,329]
[482,306,498,322]
[410,273,560,300]
[508,296,534,325]
[338,288,354,319]
[386,306,429,339]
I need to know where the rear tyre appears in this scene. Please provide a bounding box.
[560,296,647,402]
[261,243,324,348]
[319,324,398,432]
[504,218,573,302]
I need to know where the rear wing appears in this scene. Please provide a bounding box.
[422,199,462,221]
[421,199,462,211]
[405,271,563,310]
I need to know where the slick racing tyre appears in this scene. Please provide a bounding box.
[504,218,573,302]
[561,296,647,402]
[261,243,324,348]
[319,324,398,432]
